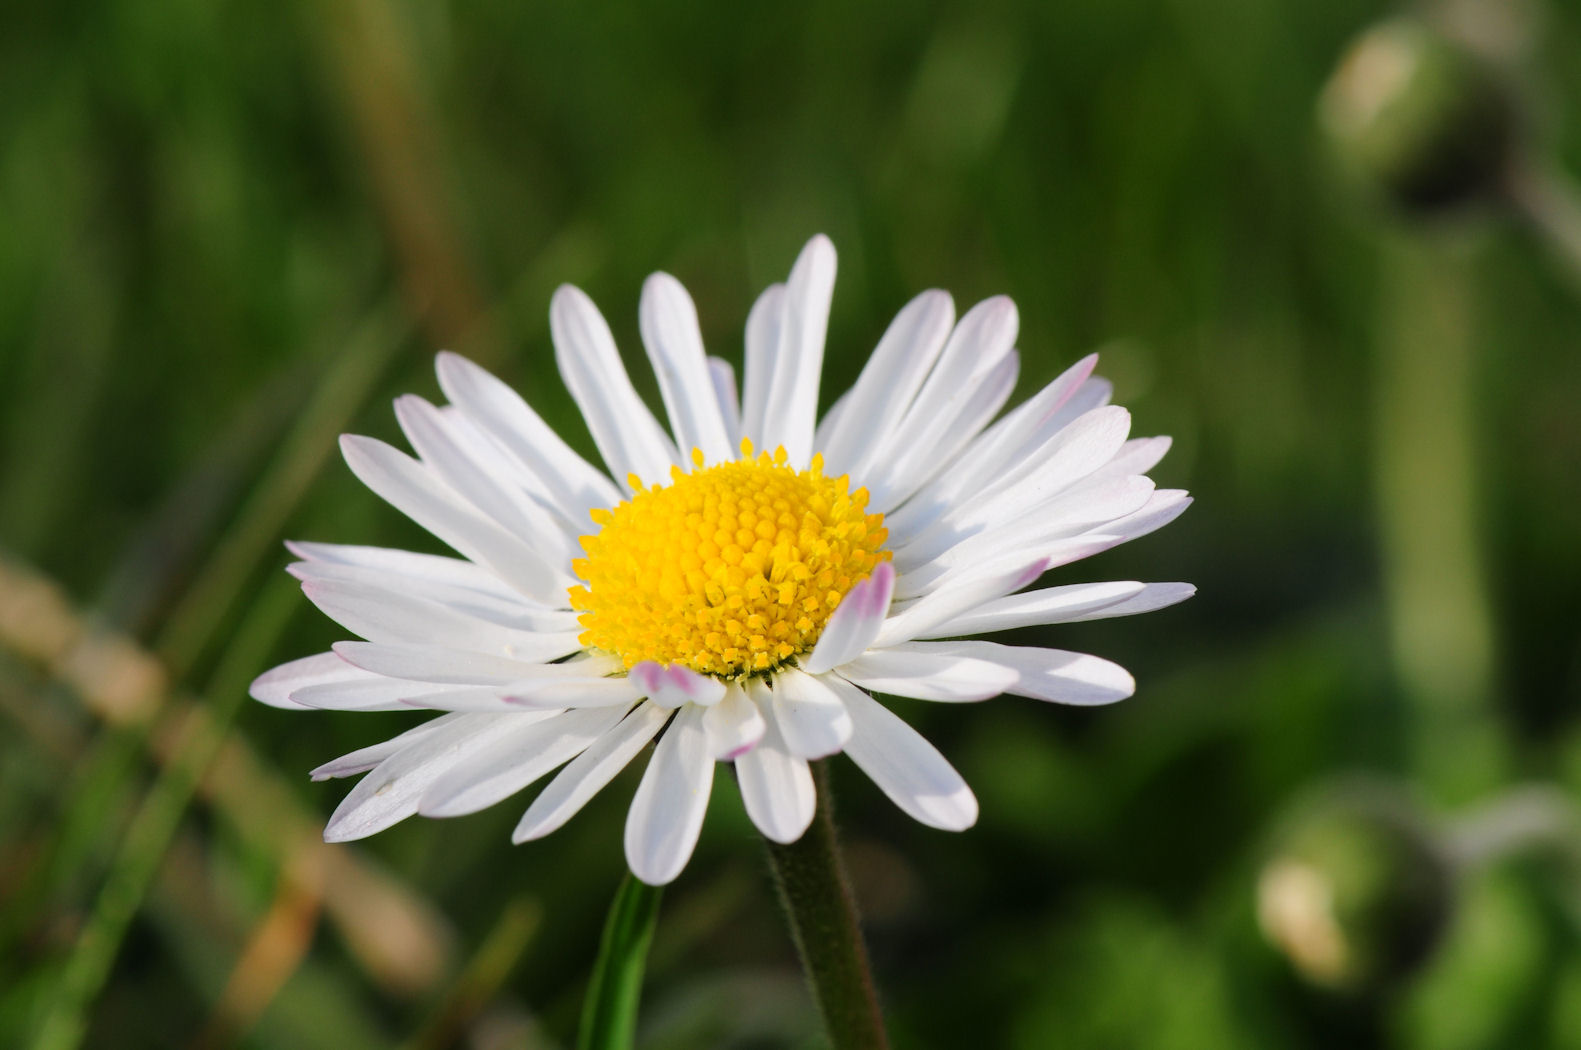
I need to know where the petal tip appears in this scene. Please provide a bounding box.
[321,820,359,843]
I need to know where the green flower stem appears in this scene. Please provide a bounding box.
[765,761,889,1050]
[577,872,664,1050]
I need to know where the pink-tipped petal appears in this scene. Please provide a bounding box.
[800,561,896,675]
[629,661,727,709]
[702,683,766,760]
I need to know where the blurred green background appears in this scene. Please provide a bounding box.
[5,0,1581,1047]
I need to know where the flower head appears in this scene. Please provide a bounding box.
[251,235,1193,885]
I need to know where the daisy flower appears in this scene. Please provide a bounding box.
[250,235,1193,885]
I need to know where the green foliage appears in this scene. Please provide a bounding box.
[3,0,1581,1047]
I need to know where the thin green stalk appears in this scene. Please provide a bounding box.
[764,762,889,1050]
[577,873,663,1050]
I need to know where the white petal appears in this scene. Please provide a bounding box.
[437,404,548,495]
[735,694,815,842]
[309,715,465,781]
[910,405,1133,551]
[837,646,1018,702]
[943,353,1101,486]
[882,353,1098,545]
[894,527,1126,603]
[623,704,714,885]
[629,661,727,709]
[707,356,741,443]
[959,401,1132,524]
[550,284,678,488]
[285,541,521,600]
[1099,489,1193,542]
[640,273,734,464]
[420,706,629,817]
[800,561,895,675]
[322,714,518,840]
[1053,581,1195,622]
[764,669,852,759]
[300,577,575,658]
[812,385,850,455]
[867,345,1020,513]
[250,651,361,710]
[702,682,766,760]
[894,474,1155,584]
[332,641,584,684]
[1095,435,1173,480]
[504,675,646,709]
[435,351,621,517]
[288,560,577,634]
[514,702,671,842]
[291,677,455,712]
[860,296,1018,510]
[398,687,532,712]
[873,557,1049,648]
[1053,375,1115,422]
[757,235,836,466]
[894,640,1135,706]
[916,580,1194,638]
[834,680,977,831]
[817,290,954,478]
[394,395,580,572]
[339,434,563,603]
[739,283,784,446]
[915,580,1148,637]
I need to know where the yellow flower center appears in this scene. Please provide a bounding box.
[569,441,890,678]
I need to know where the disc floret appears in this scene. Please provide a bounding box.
[569,441,889,678]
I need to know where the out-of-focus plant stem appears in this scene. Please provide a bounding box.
[1375,232,1503,802]
[300,0,498,362]
[764,762,889,1050]
[0,556,454,1000]
[31,579,299,1050]
[29,304,408,1047]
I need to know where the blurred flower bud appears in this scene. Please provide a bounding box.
[1258,785,1454,992]
[1320,18,1518,212]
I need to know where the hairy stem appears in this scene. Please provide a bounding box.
[764,762,889,1049]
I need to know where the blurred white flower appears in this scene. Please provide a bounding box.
[251,235,1192,885]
